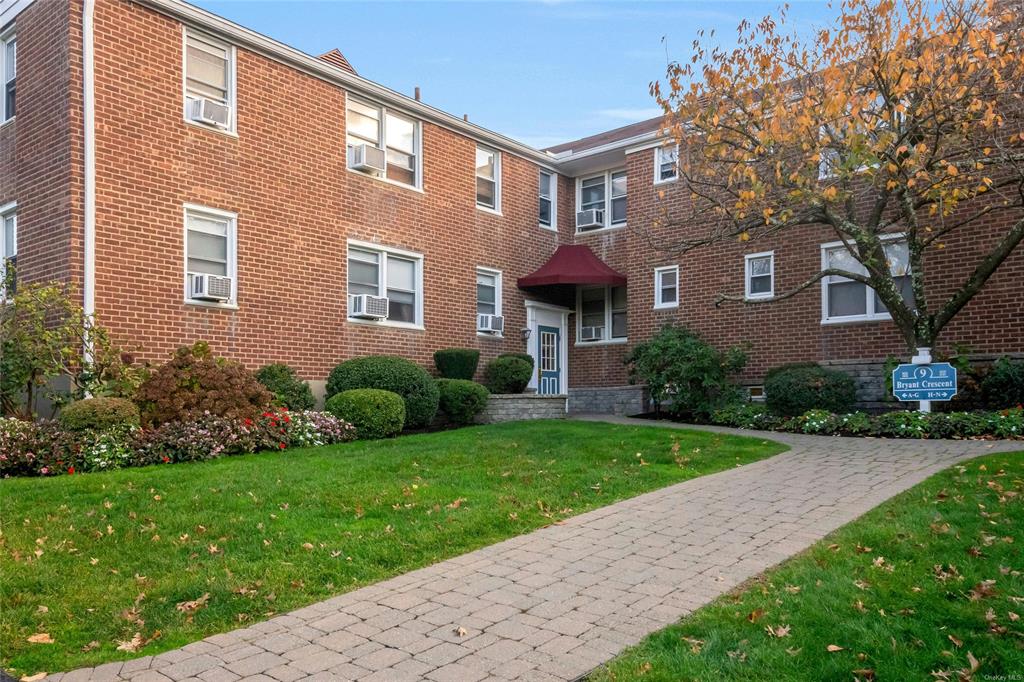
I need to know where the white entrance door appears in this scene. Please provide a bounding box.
[524,301,570,395]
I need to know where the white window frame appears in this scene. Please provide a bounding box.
[576,168,627,233]
[345,95,423,191]
[183,204,238,308]
[346,239,424,330]
[744,251,775,300]
[476,145,501,213]
[654,145,678,184]
[1,27,15,124]
[653,265,679,309]
[538,170,557,231]
[182,28,237,135]
[1,201,16,302]
[475,266,503,336]
[576,285,628,346]
[820,234,909,325]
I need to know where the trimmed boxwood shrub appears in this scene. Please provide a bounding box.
[437,379,489,425]
[136,342,273,426]
[326,356,439,429]
[325,389,405,439]
[981,357,1024,409]
[498,352,534,368]
[434,349,480,380]
[255,363,316,411]
[483,356,533,394]
[764,363,857,417]
[58,397,140,431]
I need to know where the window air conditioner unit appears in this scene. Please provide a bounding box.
[477,314,504,334]
[188,98,231,129]
[350,294,389,319]
[576,209,605,229]
[190,273,232,302]
[351,144,387,174]
[580,326,605,342]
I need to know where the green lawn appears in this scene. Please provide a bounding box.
[590,451,1024,681]
[0,419,783,676]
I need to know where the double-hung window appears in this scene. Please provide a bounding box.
[655,145,678,183]
[821,238,912,323]
[577,170,627,231]
[1,204,15,300]
[476,268,502,334]
[347,242,423,327]
[653,265,678,309]
[184,205,237,305]
[578,285,627,343]
[1,29,14,122]
[184,31,234,132]
[744,252,774,299]
[346,99,420,188]
[538,170,556,229]
[476,146,500,211]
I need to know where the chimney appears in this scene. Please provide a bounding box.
[317,49,357,75]
[463,114,469,122]
[414,86,421,101]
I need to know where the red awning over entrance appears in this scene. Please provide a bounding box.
[517,245,627,288]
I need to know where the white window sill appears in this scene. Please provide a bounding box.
[347,317,425,331]
[476,205,503,217]
[653,303,678,310]
[346,166,424,194]
[575,338,628,347]
[821,313,892,325]
[744,293,774,302]
[538,224,557,232]
[477,331,504,339]
[653,176,678,186]
[184,299,239,310]
[0,115,15,130]
[183,118,238,138]
[576,223,627,236]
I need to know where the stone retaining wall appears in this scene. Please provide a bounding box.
[475,394,568,424]
[568,385,650,415]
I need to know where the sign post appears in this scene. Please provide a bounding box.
[891,348,958,412]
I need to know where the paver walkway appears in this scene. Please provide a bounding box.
[45,418,1021,682]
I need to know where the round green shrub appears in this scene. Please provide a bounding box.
[483,356,533,394]
[58,397,140,431]
[255,363,316,411]
[498,352,534,368]
[981,357,1024,409]
[437,379,490,425]
[325,389,405,439]
[325,356,439,429]
[764,363,857,417]
[434,349,480,380]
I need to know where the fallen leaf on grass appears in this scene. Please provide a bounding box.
[969,580,997,601]
[948,634,963,648]
[826,644,845,652]
[785,647,802,656]
[81,641,100,652]
[681,636,704,654]
[446,498,466,509]
[20,673,47,682]
[747,608,765,623]
[765,624,791,638]
[852,669,876,680]
[1009,611,1020,622]
[853,599,866,613]
[784,585,801,594]
[301,543,314,551]
[27,633,54,644]
[36,605,48,614]
[175,593,210,622]
[116,633,143,652]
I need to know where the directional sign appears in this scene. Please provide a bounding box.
[892,362,958,402]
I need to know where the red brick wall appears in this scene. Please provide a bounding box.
[0,0,80,288]
[568,146,1024,388]
[84,0,563,381]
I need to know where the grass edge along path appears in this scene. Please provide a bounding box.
[0,419,785,676]
[589,450,1024,682]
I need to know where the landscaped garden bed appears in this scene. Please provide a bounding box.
[590,449,1024,681]
[0,420,784,677]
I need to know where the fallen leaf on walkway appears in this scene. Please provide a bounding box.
[455,626,468,637]
[27,633,54,644]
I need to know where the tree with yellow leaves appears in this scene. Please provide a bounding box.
[652,0,1024,353]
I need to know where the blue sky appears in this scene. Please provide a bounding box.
[192,1,839,149]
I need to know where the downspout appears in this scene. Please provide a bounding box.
[82,0,96,363]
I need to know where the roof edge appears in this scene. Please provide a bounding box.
[137,0,560,169]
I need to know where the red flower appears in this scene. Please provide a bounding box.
[278,442,286,450]
[68,467,75,475]
[162,456,170,463]
[262,412,273,418]
[244,418,253,426]
[283,415,291,423]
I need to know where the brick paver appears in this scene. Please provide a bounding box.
[43,418,1021,681]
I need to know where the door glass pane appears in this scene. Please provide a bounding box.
[828,280,867,317]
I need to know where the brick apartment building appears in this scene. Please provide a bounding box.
[2,0,1022,413]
